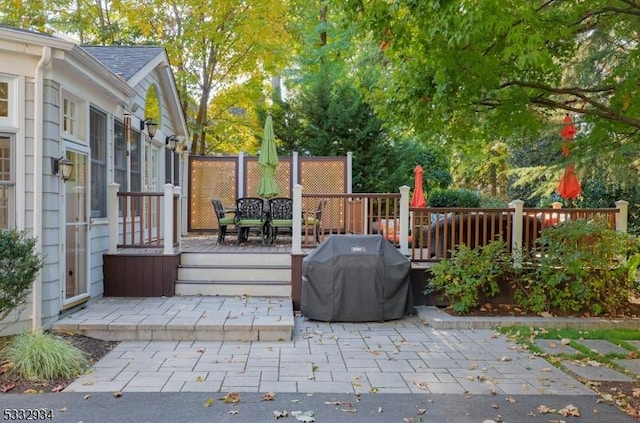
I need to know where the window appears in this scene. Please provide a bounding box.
[63,98,76,135]
[145,142,159,192]
[0,135,14,228]
[130,129,141,192]
[0,75,17,127]
[90,107,107,218]
[164,150,180,186]
[114,120,127,191]
[0,82,8,118]
[62,93,85,140]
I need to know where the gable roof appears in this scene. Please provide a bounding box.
[81,45,165,81]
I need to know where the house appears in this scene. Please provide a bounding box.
[0,25,188,335]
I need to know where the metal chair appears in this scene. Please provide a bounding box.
[235,197,267,244]
[211,199,236,244]
[268,197,293,243]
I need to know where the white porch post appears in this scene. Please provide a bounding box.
[511,199,524,268]
[292,151,299,186]
[347,152,353,194]
[164,183,174,255]
[399,185,410,256]
[108,183,120,254]
[174,185,182,249]
[616,200,629,233]
[238,152,245,198]
[292,184,303,254]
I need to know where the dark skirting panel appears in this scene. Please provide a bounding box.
[103,253,179,297]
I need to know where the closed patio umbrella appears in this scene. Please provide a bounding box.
[410,165,427,208]
[257,114,280,198]
[557,114,581,200]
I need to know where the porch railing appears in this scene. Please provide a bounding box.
[291,185,628,263]
[107,183,182,254]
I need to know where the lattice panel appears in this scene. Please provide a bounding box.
[245,158,292,198]
[189,157,237,231]
[300,158,346,233]
[189,156,346,232]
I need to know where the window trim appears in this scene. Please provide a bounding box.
[0,75,18,128]
[61,91,86,142]
[0,133,15,229]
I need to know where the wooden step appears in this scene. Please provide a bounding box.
[175,251,292,297]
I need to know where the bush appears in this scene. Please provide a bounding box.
[424,240,511,314]
[429,188,481,207]
[0,330,87,381]
[0,229,43,319]
[514,218,640,316]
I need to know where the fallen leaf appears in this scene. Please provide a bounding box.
[632,388,640,398]
[413,380,429,390]
[491,403,499,409]
[500,356,512,362]
[560,338,571,345]
[629,351,638,359]
[403,418,415,423]
[197,347,205,353]
[83,394,91,400]
[416,408,426,415]
[369,387,378,394]
[548,342,557,348]
[537,404,555,414]
[558,404,580,417]
[112,391,122,398]
[0,383,15,393]
[58,407,67,413]
[291,410,315,422]
[223,392,241,403]
[378,407,383,413]
[51,384,65,393]
[274,410,288,419]
[204,397,215,407]
[196,376,204,382]
[228,410,239,415]
[262,392,276,401]
[506,396,516,403]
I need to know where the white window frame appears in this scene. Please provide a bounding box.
[0,134,15,229]
[61,91,86,143]
[0,75,18,129]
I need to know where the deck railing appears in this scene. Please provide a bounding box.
[107,183,182,254]
[291,186,628,262]
[292,185,411,253]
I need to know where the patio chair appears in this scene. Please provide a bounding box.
[268,197,293,243]
[304,200,325,243]
[235,197,267,245]
[211,199,236,244]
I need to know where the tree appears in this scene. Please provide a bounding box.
[340,1,640,176]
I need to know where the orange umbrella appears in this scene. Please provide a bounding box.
[557,115,581,200]
[411,165,427,208]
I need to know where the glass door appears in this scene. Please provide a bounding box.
[64,150,89,306]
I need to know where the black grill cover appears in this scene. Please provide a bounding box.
[301,235,413,322]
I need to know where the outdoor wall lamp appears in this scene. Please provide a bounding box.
[52,156,73,182]
[140,118,157,138]
[166,135,178,151]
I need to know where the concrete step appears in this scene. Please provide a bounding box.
[180,252,291,267]
[51,296,294,342]
[175,281,291,297]
[178,265,291,282]
[175,251,292,297]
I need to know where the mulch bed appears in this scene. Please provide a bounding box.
[0,333,118,394]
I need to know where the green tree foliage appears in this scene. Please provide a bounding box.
[340,0,640,181]
[280,2,452,193]
[0,230,43,320]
